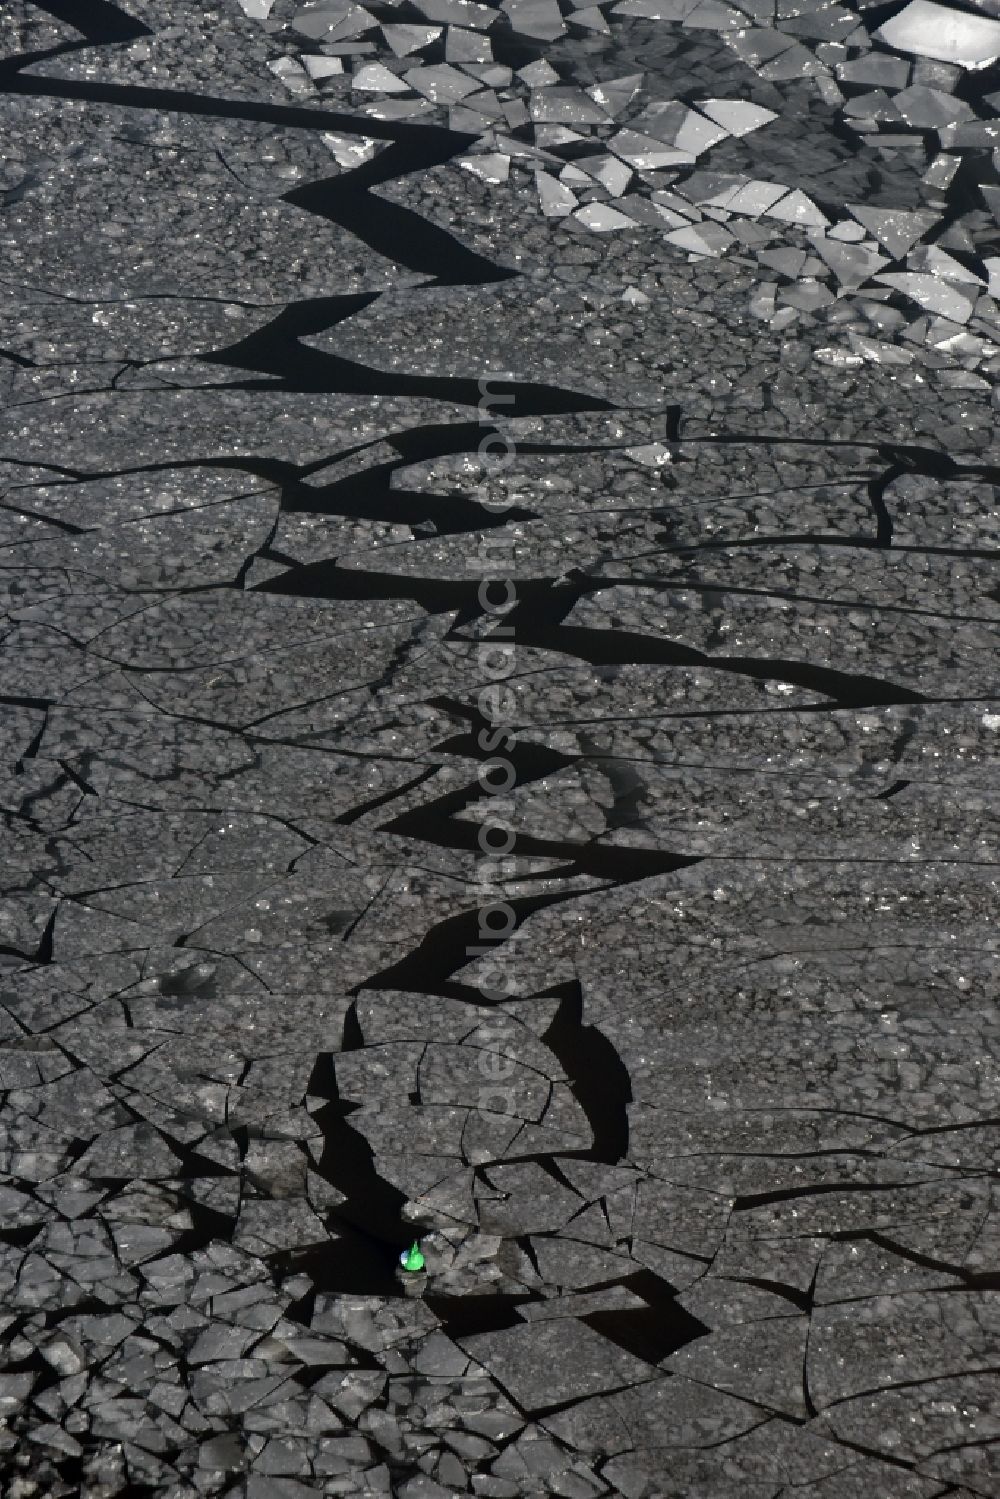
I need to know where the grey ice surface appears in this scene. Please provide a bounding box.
[1,0,999,1496]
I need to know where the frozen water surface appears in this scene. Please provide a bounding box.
[1,0,999,1494]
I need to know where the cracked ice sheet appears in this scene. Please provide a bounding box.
[3,0,1000,1492]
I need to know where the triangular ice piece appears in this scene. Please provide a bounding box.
[847,205,938,260]
[696,98,778,136]
[382,22,442,53]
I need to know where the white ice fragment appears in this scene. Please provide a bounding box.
[846,205,938,260]
[571,7,611,29]
[404,62,478,101]
[608,128,694,167]
[876,0,1000,68]
[682,0,742,27]
[694,98,777,136]
[612,0,700,16]
[587,74,644,116]
[321,132,381,166]
[848,332,914,366]
[723,179,789,216]
[459,152,511,181]
[664,220,734,255]
[574,202,635,230]
[530,87,610,124]
[874,272,976,323]
[382,23,443,53]
[502,0,566,37]
[317,5,376,38]
[268,57,313,93]
[625,442,673,465]
[922,152,960,189]
[765,188,828,227]
[413,0,496,27]
[806,232,888,288]
[622,286,650,305]
[827,219,866,242]
[533,125,585,148]
[673,109,731,155]
[814,346,865,367]
[581,155,633,195]
[237,0,276,16]
[517,58,559,85]
[446,24,494,59]
[892,83,973,129]
[302,54,345,77]
[535,169,578,216]
[907,244,984,284]
[352,61,411,90]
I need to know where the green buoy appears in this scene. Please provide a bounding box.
[400,1241,425,1272]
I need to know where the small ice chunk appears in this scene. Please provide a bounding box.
[587,75,644,116]
[682,0,742,28]
[467,62,512,84]
[844,89,899,122]
[446,25,493,59]
[848,333,914,366]
[529,87,610,124]
[892,84,973,128]
[695,98,777,136]
[827,219,866,242]
[572,7,611,29]
[302,54,345,77]
[907,244,984,283]
[778,278,835,312]
[765,188,828,227]
[293,2,356,36]
[813,344,865,368]
[574,202,635,230]
[535,169,578,216]
[608,129,693,167]
[874,272,976,322]
[626,442,673,464]
[313,4,375,38]
[836,53,910,88]
[664,220,734,255]
[382,23,443,53]
[362,97,433,117]
[403,63,479,100]
[413,0,496,28]
[847,205,938,259]
[517,58,559,85]
[876,0,1000,68]
[806,233,888,288]
[673,109,731,155]
[922,152,960,188]
[502,0,566,37]
[724,179,788,216]
[613,0,700,16]
[238,0,276,16]
[757,246,806,276]
[630,100,689,143]
[321,132,382,166]
[533,124,585,147]
[268,57,313,93]
[353,61,411,90]
[580,155,633,195]
[459,152,511,182]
